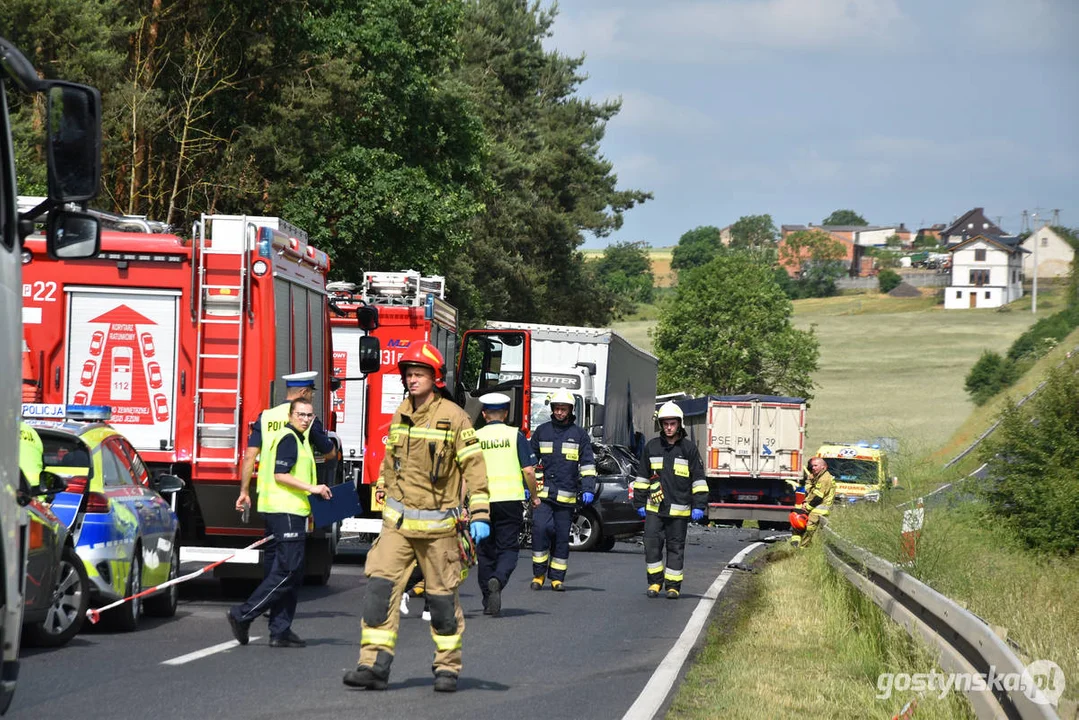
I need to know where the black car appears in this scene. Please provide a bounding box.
[19,472,89,647]
[521,443,644,552]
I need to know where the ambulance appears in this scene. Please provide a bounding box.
[813,441,894,502]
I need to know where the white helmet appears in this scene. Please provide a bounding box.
[656,401,684,422]
[547,389,576,407]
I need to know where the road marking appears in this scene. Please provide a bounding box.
[622,542,765,720]
[162,637,262,666]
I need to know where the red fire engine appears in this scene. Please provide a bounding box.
[327,272,457,535]
[20,210,348,582]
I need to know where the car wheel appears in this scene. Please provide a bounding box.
[109,545,142,632]
[24,545,89,647]
[569,510,600,552]
[144,539,179,618]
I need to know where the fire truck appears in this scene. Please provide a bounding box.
[328,271,458,535]
[20,209,355,583]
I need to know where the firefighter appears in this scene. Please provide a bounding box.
[633,402,707,599]
[475,392,538,617]
[236,370,335,514]
[529,389,596,592]
[790,456,835,548]
[342,341,490,694]
[19,421,43,489]
[226,398,333,647]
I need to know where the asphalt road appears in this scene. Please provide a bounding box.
[9,527,763,720]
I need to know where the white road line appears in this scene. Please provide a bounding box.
[622,542,765,720]
[162,637,262,666]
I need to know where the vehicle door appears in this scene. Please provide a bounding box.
[98,438,147,581]
[114,438,173,586]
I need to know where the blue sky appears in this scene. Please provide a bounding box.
[544,0,1079,248]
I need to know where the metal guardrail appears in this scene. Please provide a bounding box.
[822,525,1061,720]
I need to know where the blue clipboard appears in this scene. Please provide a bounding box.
[309,481,362,529]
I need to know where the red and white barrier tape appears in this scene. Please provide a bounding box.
[86,535,276,624]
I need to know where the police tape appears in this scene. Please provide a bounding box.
[85,535,276,624]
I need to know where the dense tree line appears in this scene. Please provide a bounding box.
[5,0,648,328]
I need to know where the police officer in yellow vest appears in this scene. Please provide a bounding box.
[227,398,332,648]
[475,392,538,617]
[19,421,44,489]
[236,371,335,514]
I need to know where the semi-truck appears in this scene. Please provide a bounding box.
[463,321,657,451]
[676,394,806,528]
[1,36,103,713]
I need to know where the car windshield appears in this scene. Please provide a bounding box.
[823,458,879,484]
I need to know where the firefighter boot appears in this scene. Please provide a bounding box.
[666,588,680,599]
[531,576,544,591]
[434,670,459,693]
[486,578,502,617]
[551,580,565,592]
[343,651,392,690]
[647,584,661,598]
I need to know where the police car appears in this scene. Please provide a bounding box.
[26,405,185,631]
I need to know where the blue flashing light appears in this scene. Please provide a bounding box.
[424,293,434,321]
[856,440,870,447]
[871,443,880,449]
[258,227,272,259]
[65,404,112,422]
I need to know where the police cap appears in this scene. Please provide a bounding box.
[283,371,318,388]
[479,392,511,410]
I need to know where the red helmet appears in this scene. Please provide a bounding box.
[789,511,808,532]
[398,341,446,388]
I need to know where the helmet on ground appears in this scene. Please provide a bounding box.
[397,341,446,388]
[547,389,575,408]
[656,401,684,422]
[789,511,808,531]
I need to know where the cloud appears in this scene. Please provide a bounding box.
[968,0,1079,53]
[548,0,915,63]
[608,90,718,134]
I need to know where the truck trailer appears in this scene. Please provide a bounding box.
[677,394,806,527]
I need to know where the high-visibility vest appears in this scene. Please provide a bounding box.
[19,421,43,488]
[476,423,525,502]
[256,426,316,516]
[260,403,294,454]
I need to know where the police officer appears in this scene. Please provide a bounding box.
[633,402,708,599]
[790,457,835,548]
[19,421,44,489]
[529,389,596,592]
[236,370,334,514]
[227,398,333,647]
[475,392,537,617]
[343,341,490,694]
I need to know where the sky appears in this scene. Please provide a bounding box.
[542,0,1079,248]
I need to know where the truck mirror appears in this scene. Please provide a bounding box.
[45,82,102,202]
[46,210,100,259]
[356,305,379,332]
[358,335,381,375]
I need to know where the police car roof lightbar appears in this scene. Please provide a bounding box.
[22,403,112,422]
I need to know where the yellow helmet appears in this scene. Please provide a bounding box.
[547,389,576,407]
[656,401,684,422]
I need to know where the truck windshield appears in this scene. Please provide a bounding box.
[530,393,584,430]
[823,458,880,484]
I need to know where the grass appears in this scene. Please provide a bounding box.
[582,246,677,287]
[668,546,975,720]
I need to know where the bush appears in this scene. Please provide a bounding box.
[964,350,1017,405]
[980,358,1079,555]
[1006,305,1079,362]
[877,269,902,294]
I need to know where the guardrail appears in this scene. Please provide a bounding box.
[822,525,1062,720]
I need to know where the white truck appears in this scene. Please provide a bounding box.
[677,394,807,528]
[465,321,658,449]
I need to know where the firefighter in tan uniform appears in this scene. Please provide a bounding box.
[343,342,490,694]
[790,456,835,548]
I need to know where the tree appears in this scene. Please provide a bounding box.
[964,350,1017,406]
[822,209,867,226]
[878,269,902,294]
[653,253,819,398]
[591,241,654,317]
[728,214,777,250]
[778,229,848,299]
[912,233,938,250]
[885,234,902,249]
[671,225,723,273]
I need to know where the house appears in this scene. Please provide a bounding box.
[1021,226,1076,279]
[915,224,946,243]
[939,208,1005,247]
[944,234,1027,309]
[778,225,867,277]
[719,225,733,247]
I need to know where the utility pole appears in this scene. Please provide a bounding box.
[1052,209,1060,227]
[1021,210,1029,234]
[1031,213,1039,314]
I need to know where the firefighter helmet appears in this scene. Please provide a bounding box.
[398,341,446,388]
[789,510,808,531]
[547,389,575,408]
[655,401,684,422]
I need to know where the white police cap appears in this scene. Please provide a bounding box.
[479,392,511,409]
[283,370,319,388]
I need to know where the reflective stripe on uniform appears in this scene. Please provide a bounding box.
[538,442,554,454]
[430,631,462,652]
[646,561,664,573]
[645,503,659,513]
[632,478,651,491]
[579,464,596,477]
[673,458,690,477]
[555,490,576,504]
[383,498,457,532]
[692,479,709,494]
[456,443,483,462]
[669,503,691,517]
[649,456,663,470]
[532,551,549,564]
[549,557,568,571]
[664,569,684,582]
[538,486,550,499]
[362,628,398,649]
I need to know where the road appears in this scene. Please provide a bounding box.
[9,527,763,720]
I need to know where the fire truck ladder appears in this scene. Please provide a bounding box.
[192,220,249,465]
